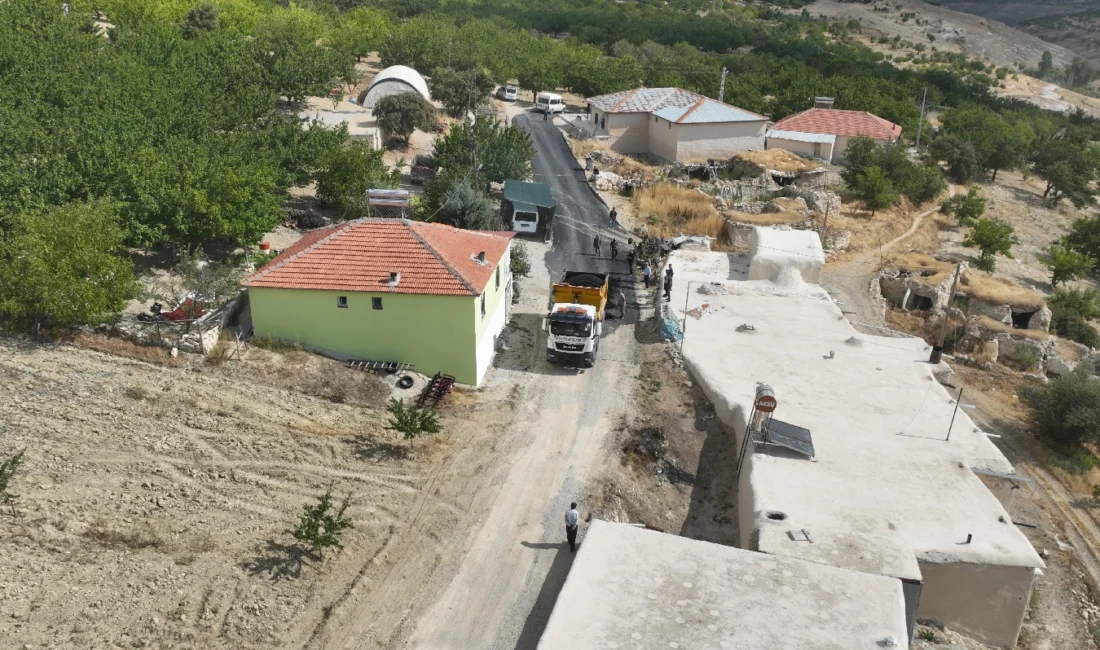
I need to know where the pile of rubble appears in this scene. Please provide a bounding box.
[98,294,244,356]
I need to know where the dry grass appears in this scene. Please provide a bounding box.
[734,149,820,174]
[977,315,1051,341]
[885,308,930,340]
[960,270,1046,309]
[888,252,955,285]
[633,183,723,237]
[567,137,607,158]
[723,210,805,226]
[71,332,184,367]
[237,349,389,407]
[84,518,166,550]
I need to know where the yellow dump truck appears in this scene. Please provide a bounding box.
[544,272,609,368]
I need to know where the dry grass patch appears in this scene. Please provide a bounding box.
[236,348,389,407]
[71,332,183,367]
[733,149,820,174]
[885,308,930,340]
[889,252,955,284]
[976,315,1051,341]
[567,137,607,158]
[960,271,1046,309]
[633,183,723,237]
[84,518,166,550]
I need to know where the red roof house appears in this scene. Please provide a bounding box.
[245,219,517,385]
[767,108,902,164]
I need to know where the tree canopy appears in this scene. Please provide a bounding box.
[374,92,437,146]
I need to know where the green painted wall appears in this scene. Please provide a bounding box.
[249,287,478,384]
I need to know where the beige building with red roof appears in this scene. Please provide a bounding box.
[767,108,902,164]
[244,219,515,386]
[586,87,769,162]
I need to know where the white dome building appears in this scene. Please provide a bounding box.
[358,65,431,109]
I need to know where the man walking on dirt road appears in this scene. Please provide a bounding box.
[593,234,602,257]
[565,503,580,552]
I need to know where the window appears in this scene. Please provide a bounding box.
[372,297,383,310]
[337,296,348,308]
[480,294,486,318]
[495,266,500,290]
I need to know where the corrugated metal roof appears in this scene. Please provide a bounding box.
[502,180,554,207]
[766,129,837,144]
[588,87,767,123]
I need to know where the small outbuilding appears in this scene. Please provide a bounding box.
[747,226,825,284]
[245,219,515,386]
[586,87,769,162]
[358,65,431,109]
[500,180,555,240]
[538,520,910,650]
[769,108,902,163]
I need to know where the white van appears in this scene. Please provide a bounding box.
[535,92,565,114]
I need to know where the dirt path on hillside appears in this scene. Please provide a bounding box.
[821,196,949,331]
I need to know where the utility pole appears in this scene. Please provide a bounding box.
[915,87,928,148]
[932,263,962,363]
[718,67,728,103]
[946,387,964,442]
[448,39,453,68]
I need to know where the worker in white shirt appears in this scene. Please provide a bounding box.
[565,502,580,552]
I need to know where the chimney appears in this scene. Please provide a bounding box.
[388,271,401,287]
[477,251,486,263]
[814,96,835,109]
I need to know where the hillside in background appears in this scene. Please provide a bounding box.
[937,0,1100,64]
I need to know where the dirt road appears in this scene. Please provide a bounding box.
[327,111,641,650]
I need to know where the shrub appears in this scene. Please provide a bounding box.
[0,450,25,516]
[1054,448,1100,474]
[1044,245,1095,287]
[1052,312,1100,349]
[374,92,436,146]
[1019,365,1100,446]
[964,218,1017,272]
[315,141,400,217]
[1049,287,1100,321]
[385,398,442,439]
[291,486,353,558]
[250,336,303,353]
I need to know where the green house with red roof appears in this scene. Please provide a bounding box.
[244,219,515,386]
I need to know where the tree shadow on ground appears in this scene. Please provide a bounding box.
[347,436,408,462]
[513,543,576,650]
[242,540,317,581]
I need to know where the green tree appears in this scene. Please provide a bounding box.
[930,134,980,183]
[429,67,495,117]
[0,200,139,330]
[432,119,534,186]
[944,186,986,226]
[315,141,400,217]
[1037,51,1054,79]
[510,242,532,279]
[1049,287,1100,321]
[436,180,500,230]
[1019,365,1100,447]
[1067,216,1100,271]
[182,4,218,39]
[851,165,898,217]
[326,7,389,63]
[385,398,442,439]
[255,7,353,103]
[292,486,353,558]
[840,136,878,187]
[374,92,437,147]
[963,218,1018,272]
[1031,136,1100,208]
[1044,245,1095,287]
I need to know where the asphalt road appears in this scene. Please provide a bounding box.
[513,113,621,279]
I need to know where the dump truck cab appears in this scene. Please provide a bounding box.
[544,272,608,368]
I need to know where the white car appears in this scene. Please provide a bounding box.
[497,85,518,101]
[536,92,565,114]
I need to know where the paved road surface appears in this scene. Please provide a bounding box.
[399,112,638,649]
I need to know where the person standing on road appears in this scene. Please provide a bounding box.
[664,271,673,302]
[643,262,652,288]
[565,502,580,552]
[610,239,619,260]
[616,287,627,319]
[593,233,602,257]
[609,207,618,226]
[626,249,635,271]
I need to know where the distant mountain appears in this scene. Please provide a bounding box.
[936,0,1100,64]
[934,1,1095,26]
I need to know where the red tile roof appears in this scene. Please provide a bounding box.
[244,219,516,296]
[773,108,902,140]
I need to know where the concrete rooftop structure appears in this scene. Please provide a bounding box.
[668,235,1043,648]
[538,520,909,650]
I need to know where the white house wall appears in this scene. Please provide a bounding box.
[673,121,767,162]
[474,273,510,386]
[767,137,834,164]
[603,113,651,156]
[917,562,1037,649]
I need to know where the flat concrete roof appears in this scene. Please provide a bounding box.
[669,248,1044,580]
[538,520,909,650]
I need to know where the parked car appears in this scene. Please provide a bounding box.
[536,92,565,114]
[497,84,518,101]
